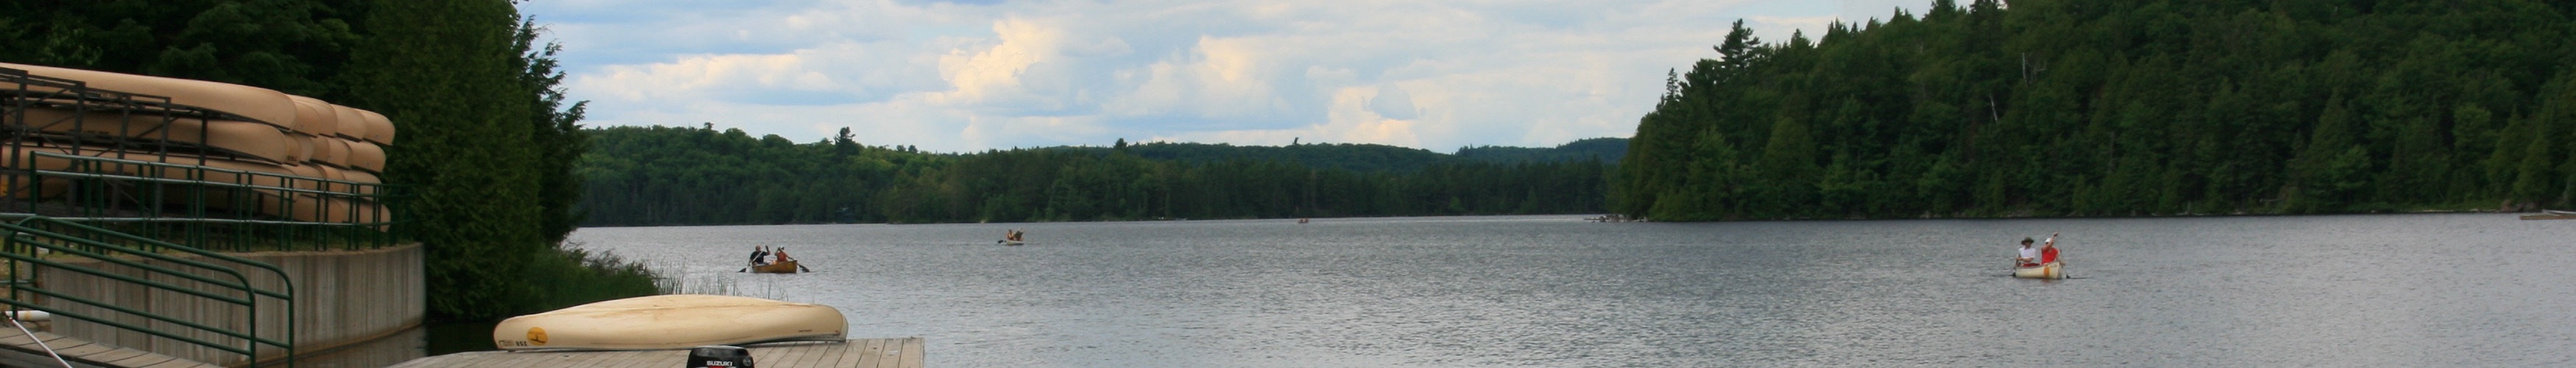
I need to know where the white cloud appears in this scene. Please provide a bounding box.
[533,0,1934,153]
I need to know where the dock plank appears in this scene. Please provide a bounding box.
[105,353,175,367]
[878,338,906,368]
[798,340,851,367]
[850,338,884,368]
[758,342,815,367]
[391,338,918,368]
[77,347,149,364]
[603,349,678,367]
[799,339,850,368]
[896,337,924,368]
[138,358,219,368]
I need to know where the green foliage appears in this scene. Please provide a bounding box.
[340,0,548,321]
[1619,0,2576,219]
[517,18,590,244]
[526,245,661,314]
[0,0,360,96]
[577,128,1619,225]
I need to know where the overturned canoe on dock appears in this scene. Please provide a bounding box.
[492,294,847,351]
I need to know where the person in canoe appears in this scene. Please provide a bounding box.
[2039,233,2061,264]
[747,245,771,266]
[2014,237,2039,267]
[773,247,796,263]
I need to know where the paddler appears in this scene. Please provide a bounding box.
[2039,233,2060,264]
[2014,238,2038,267]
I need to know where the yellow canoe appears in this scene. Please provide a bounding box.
[2013,261,2064,280]
[492,294,846,351]
[751,261,802,274]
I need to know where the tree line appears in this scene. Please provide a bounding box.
[578,125,1621,226]
[1,1,627,321]
[1618,0,2576,221]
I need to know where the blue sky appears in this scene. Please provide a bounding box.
[522,0,1935,152]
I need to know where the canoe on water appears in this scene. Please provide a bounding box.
[2013,261,2064,280]
[492,294,847,351]
[750,260,802,274]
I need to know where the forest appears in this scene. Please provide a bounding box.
[0,1,634,321]
[1618,0,2576,221]
[576,125,1621,226]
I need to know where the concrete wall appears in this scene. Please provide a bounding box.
[37,244,424,366]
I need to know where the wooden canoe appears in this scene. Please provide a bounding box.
[342,138,385,172]
[358,109,395,145]
[294,132,350,167]
[14,107,300,163]
[2013,261,2064,280]
[287,96,336,137]
[751,261,802,274]
[3,62,301,130]
[329,104,364,140]
[492,294,846,351]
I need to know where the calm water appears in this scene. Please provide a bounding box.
[562,213,2576,367]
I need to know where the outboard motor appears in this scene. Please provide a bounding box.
[686,345,754,368]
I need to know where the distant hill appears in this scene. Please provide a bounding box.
[1051,138,1627,172]
[1454,138,1629,164]
[577,126,1617,226]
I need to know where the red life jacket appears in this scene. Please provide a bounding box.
[2040,247,2059,263]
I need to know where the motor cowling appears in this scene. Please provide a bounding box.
[686,345,754,368]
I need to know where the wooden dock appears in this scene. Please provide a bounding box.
[390,337,922,368]
[0,330,221,368]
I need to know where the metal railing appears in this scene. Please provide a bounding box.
[0,216,295,367]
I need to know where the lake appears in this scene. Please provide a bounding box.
[558,213,2576,367]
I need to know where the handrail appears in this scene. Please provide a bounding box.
[0,216,296,366]
[15,217,295,299]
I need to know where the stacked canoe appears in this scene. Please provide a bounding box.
[1,63,394,225]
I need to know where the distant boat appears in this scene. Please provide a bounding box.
[750,260,801,274]
[491,294,845,351]
[1000,239,1025,246]
[2013,261,2064,280]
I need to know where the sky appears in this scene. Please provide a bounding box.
[521,0,1936,153]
